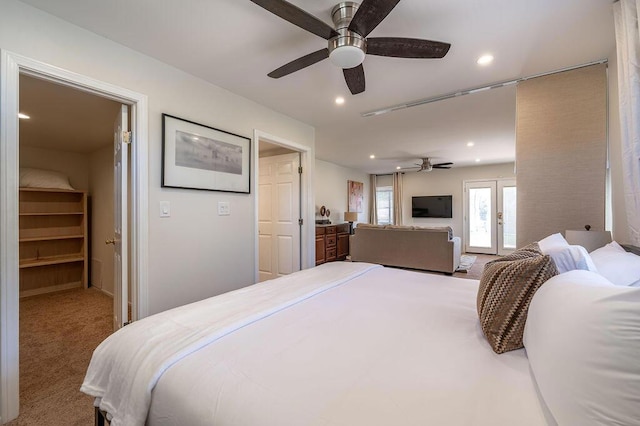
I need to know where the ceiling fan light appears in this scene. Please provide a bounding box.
[329,45,366,69]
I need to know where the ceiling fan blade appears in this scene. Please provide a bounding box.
[268,48,329,78]
[250,0,338,40]
[343,64,366,95]
[367,37,451,58]
[348,0,401,37]
[433,162,453,167]
[432,165,452,169]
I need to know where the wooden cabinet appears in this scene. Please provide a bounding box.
[315,223,350,266]
[19,188,88,298]
[315,227,326,265]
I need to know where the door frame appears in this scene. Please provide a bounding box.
[462,178,516,255]
[0,50,149,422]
[253,130,314,283]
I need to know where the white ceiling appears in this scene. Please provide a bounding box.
[19,74,122,153]
[18,0,616,173]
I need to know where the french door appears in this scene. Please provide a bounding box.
[464,179,516,255]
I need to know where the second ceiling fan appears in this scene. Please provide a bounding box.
[250,0,451,95]
[402,158,453,172]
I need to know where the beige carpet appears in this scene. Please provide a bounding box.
[6,287,112,426]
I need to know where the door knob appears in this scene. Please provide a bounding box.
[105,238,116,245]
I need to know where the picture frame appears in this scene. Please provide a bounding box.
[162,114,251,193]
[348,180,364,213]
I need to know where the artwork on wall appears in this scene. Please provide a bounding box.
[348,180,364,213]
[162,114,251,193]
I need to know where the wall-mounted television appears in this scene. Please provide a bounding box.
[412,195,453,218]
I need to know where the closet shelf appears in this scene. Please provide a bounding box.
[19,187,88,297]
[20,234,84,242]
[20,254,85,269]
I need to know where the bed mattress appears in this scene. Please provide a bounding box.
[144,265,552,425]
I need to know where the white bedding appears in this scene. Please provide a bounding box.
[82,261,380,425]
[140,265,552,426]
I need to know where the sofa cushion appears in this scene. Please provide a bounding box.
[355,223,385,230]
[477,243,559,354]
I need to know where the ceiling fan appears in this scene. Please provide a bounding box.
[402,158,453,172]
[250,0,451,95]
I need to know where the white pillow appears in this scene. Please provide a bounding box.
[538,233,569,253]
[524,270,640,426]
[590,242,640,286]
[544,244,598,274]
[20,168,74,190]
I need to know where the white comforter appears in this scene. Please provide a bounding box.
[83,262,553,426]
[81,262,381,426]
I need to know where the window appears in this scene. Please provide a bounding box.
[376,186,394,225]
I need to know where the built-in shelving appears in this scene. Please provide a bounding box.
[19,188,88,298]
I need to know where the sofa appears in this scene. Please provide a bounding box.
[349,224,461,274]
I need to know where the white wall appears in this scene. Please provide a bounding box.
[88,145,114,294]
[401,163,516,238]
[315,159,369,225]
[19,145,89,191]
[1,0,315,314]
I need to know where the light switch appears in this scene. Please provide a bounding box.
[160,201,170,218]
[218,201,230,216]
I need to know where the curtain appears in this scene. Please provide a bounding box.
[614,0,640,245]
[392,172,403,225]
[369,174,378,224]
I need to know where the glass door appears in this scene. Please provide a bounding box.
[497,180,517,255]
[464,179,516,255]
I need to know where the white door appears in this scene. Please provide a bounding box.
[464,179,516,255]
[258,153,301,282]
[112,105,129,329]
[497,179,517,255]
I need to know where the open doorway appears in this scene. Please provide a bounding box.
[258,141,302,281]
[14,74,125,422]
[0,51,149,423]
[253,131,315,283]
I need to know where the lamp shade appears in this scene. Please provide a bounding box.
[344,211,358,222]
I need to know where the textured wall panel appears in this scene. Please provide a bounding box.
[516,64,607,246]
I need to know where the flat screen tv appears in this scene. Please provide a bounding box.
[412,195,453,218]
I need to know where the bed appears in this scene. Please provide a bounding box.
[82,246,640,426]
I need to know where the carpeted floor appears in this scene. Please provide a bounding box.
[6,287,113,426]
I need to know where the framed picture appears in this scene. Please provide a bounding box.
[348,180,364,213]
[162,114,251,193]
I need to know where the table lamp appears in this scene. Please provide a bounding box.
[344,211,358,234]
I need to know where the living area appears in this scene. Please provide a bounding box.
[314,61,612,275]
[315,159,514,276]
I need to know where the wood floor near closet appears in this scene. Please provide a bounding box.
[7,287,112,426]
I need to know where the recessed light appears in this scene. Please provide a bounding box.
[18,113,30,119]
[477,54,494,66]
[475,158,481,162]
[335,96,345,105]
[467,141,475,147]
[396,166,401,170]
[369,154,375,159]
